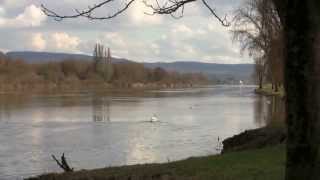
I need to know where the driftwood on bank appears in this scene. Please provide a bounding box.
[52,153,74,172]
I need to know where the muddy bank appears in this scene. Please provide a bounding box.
[222,127,286,153]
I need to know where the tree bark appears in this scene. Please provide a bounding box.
[259,74,263,89]
[274,0,320,179]
[274,83,278,92]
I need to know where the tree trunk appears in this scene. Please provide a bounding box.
[274,83,278,92]
[282,1,320,180]
[258,73,263,89]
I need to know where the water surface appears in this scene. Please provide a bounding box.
[0,85,275,179]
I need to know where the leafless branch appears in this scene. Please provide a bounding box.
[41,0,230,26]
[201,0,230,26]
[143,0,230,25]
[52,153,74,172]
[143,0,195,19]
[41,0,135,21]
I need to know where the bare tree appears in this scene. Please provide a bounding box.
[268,35,284,92]
[254,56,265,89]
[231,0,283,90]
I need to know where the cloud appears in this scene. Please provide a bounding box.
[0,4,47,28]
[49,32,80,52]
[22,32,80,53]
[103,32,127,48]
[31,33,46,51]
[0,0,252,64]
[172,24,194,36]
[0,6,5,16]
[0,48,9,53]
[147,20,251,63]
[77,21,239,63]
[151,43,160,55]
[176,44,197,58]
[1,0,28,9]
[128,0,163,25]
[77,31,164,61]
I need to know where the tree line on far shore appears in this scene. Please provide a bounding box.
[0,46,208,92]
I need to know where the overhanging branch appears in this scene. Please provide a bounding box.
[41,0,135,21]
[41,0,230,26]
[201,0,230,26]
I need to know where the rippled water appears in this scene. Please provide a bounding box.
[0,85,271,179]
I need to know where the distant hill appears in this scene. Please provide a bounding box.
[6,51,131,64]
[5,51,254,83]
[0,51,6,59]
[144,62,254,83]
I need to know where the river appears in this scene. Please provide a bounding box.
[0,85,281,179]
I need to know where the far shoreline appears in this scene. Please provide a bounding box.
[0,83,209,95]
[0,84,258,96]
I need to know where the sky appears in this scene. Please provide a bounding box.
[0,0,252,64]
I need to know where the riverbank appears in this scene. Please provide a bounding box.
[26,126,287,180]
[26,145,285,180]
[254,84,285,98]
[222,126,286,153]
[0,57,209,94]
[0,82,206,95]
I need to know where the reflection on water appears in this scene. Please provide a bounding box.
[0,86,284,179]
[254,95,285,126]
[268,96,286,125]
[92,96,111,122]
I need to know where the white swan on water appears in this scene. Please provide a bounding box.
[150,114,159,122]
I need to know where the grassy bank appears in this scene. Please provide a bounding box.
[255,84,285,97]
[27,145,285,180]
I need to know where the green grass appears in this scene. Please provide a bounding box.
[255,84,285,97]
[28,145,285,180]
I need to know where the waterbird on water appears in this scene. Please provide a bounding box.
[150,114,159,122]
[266,100,271,105]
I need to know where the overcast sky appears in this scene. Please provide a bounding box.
[0,0,251,63]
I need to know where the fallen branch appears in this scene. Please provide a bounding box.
[52,153,74,172]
